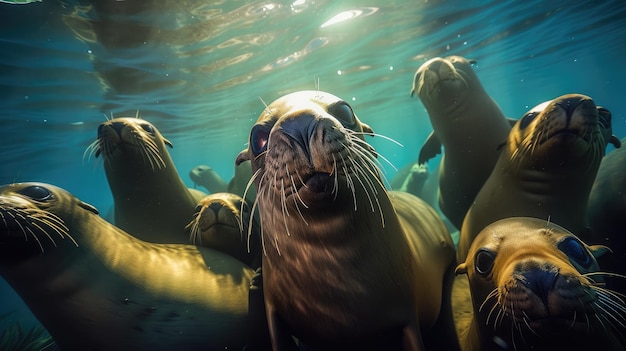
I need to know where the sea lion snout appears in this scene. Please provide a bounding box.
[277,112,318,159]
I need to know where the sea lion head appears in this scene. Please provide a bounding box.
[86,116,174,171]
[456,217,624,349]
[410,55,480,111]
[186,192,260,267]
[504,94,620,174]
[235,90,377,246]
[0,182,98,263]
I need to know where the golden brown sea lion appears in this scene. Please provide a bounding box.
[236,90,459,351]
[86,116,207,244]
[459,94,621,263]
[456,217,625,351]
[410,55,514,230]
[186,192,262,269]
[0,182,265,351]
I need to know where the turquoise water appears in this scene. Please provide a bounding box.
[1,0,625,343]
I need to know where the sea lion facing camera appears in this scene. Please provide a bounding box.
[236,90,459,351]
[456,217,624,351]
[86,116,207,244]
[459,94,621,263]
[410,55,513,230]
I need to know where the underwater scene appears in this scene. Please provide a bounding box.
[1,0,625,350]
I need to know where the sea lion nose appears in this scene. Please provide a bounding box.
[555,96,595,118]
[280,113,318,156]
[100,121,126,137]
[521,267,559,308]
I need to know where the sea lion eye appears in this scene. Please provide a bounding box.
[17,185,52,201]
[558,237,592,268]
[475,249,495,275]
[328,102,356,127]
[140,123,155,134]
[518,112,538,129]
[250,125,270,156]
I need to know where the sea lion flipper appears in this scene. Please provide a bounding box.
[418,131,441,165]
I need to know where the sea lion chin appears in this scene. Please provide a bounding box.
[236,90,459,351]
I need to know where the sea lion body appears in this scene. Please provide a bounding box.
[410,55,512,230]
[389,162,429,197]
[187,192,262,268]
[236,90,458,351]
[587,137,626,289]
[459,94,620,263]
[0,182,259,351]
[89,117,206,244]
[189,165,229,193]
[456,217,624,351]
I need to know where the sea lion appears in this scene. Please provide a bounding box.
[189,165,229,194]
[236,90,459,351]
[410,55,514,230]
[186,192,262,268]
[389,162,430,197]
[189,160,256,204]
[587,136,626,290]
[0,182,264,351]
[456,217,625,351]
[85,116,207,244]
[459,94,621,263]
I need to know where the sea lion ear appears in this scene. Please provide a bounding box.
[468,59,477,65]
[588,244,612,260]
[361,122,374,135]
[235,149,250,166]
[78,200,99,215]
[455,263,468,275]
[164,138,173,149]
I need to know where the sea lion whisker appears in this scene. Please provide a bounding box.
[592,284,626,302]
[594,293,626,328]
[24,224,45,253]
[279,178,292,237]
[350,157,384,224]
[348,145,388,190]
[289,173,309,225]
[592,299,625,331]
[141,138,165,171]
[521,312,539,336]
[351,131,403,148]
[480,288,499,312]
[82,139,101,165]
[241,168,263,232]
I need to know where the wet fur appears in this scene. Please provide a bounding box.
[237,90,459,351]
[85,116,206,244]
